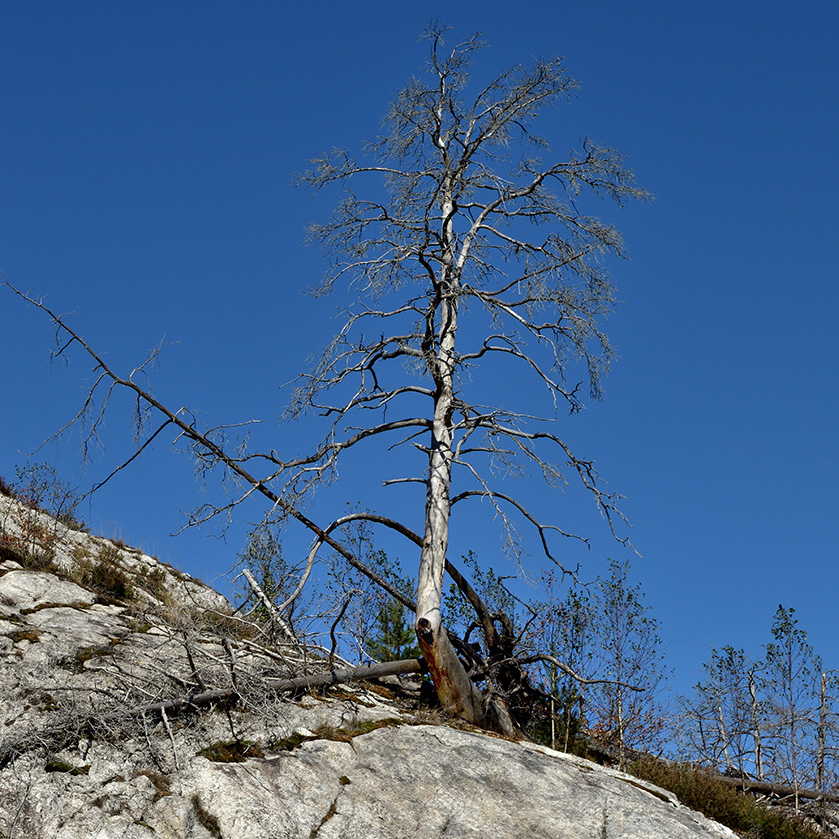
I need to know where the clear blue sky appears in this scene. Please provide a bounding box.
[2,1,837,699]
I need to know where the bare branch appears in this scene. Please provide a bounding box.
[519,654,645,691]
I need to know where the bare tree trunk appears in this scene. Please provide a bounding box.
[749,668,764,780]
[414,363,488,728]
[717,699,731,772]
[617,691,625,769]
[818,671,827,834]
[790,699,800,813]
[414,164,490,728]
[241,568,297,643]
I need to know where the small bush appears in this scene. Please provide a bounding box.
[76,547,133,602]
[0,511,59,572]
[10,462,85,531]
[0,540,27,567]
[627,757,822,839]
[55,509,88,532]
[526,698,589,757]
[134,565,169,603]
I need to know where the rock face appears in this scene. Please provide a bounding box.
[0,494,737,839]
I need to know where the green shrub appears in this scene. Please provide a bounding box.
[627,757,822,839]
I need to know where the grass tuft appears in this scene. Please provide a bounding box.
[192,794,223,837]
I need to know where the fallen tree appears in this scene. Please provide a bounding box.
[137,658,425,717]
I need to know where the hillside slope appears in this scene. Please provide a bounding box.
[0,494,737,838]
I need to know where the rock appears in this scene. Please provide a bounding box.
[0,569,96,616]
[183,725,740,839]
[1,721,739,839]
[0,494,739,838]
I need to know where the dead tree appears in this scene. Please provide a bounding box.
[4,25,647,734]
[291,25,647,728]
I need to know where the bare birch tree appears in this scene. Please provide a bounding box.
[4,24,647,734]
[763,605,823,811]
[679,646,757,778]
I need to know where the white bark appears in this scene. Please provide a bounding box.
[414,164,488,725]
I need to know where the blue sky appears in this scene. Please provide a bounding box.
[2,1,837,698]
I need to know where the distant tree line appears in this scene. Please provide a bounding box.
[678,605,839,812]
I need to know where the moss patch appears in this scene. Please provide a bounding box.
[45,760,90,776]
[66,637,122,671]
[307,718,408,746]
[267,718,408,754]
[20,600,93,615]
[269,731,315,752]
[7,628,42,644]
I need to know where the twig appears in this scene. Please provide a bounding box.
[223,637,238,690]
[160,706,180,771]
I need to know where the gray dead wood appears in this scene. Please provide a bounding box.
[136,658,424,716]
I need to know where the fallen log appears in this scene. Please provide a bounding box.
[711,773,839,804]
[136,657,424,716]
